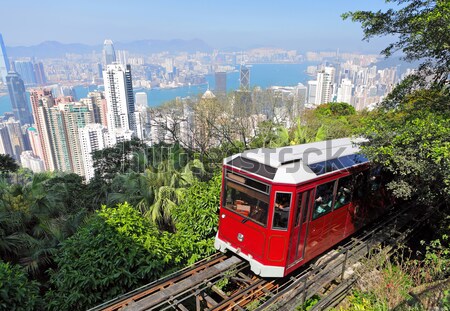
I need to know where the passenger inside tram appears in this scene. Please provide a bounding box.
[273,193,292,229]
[223,179,269,225]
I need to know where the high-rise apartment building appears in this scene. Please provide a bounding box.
[27,127,45,162]
[314,67,335,105]
[33,62,47,85]
[117,50,129,65]
[4,119,26,161]
[60,103,93,176]
[79,124,109,181]
[336,78,353,104]
[30,89,56,171]
[295,83,307,110]
[307,80,317,105]
[135,92,150,140]
[0,33,10,84]
[20,151,45,173]
[103,39,116,66]
[0,125,13,156]
[103,63,136,134]
[80,91,108,127]
[6,72,33,125]
[14,61,36,85]
[215,71,227,95]
[30,88,95,174]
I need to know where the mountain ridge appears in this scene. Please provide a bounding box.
[6,39,213,58]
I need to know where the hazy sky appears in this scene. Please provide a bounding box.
[1,0,396,52]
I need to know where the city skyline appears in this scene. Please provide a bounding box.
[1,0,397,53]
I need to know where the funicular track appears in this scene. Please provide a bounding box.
[90,203,434,311]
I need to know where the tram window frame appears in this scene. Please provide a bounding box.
[294,190,312,227]
[334,175,353,210]
[312,180,336,220]
[272,192,292,231]
[223,171,271,227]
[294,193,303,227]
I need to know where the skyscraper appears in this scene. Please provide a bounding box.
[307,80,317,105]
[240,65,250,90]
[135,92,150,140]
[4,119,25,160]
[30,89,57,171]
[103,63,136,134]
[80,91,108,127]
[33,62,47,85]
[14,61,36,85]
[214,71,227,95]
[314,67,335,105]
[103,39,116,66]
[0,125,13,156]
[6,72,33,125]
[79,124,109,181]
[27,127,44,161]
[0,33,10,84]
[20,151,45,173]
[337,78,353,104]
[60,103,93,176]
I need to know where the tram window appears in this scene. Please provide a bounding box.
[272,192,292,230]
[294,193,303,227]
[308,154,369,176]
[227,172,269,193]
[302,191,311,224]
[369,166,382,191]
[294,191,311,227]
[334,175,353,209]
[223,180,270,226]
[313,181,335,220]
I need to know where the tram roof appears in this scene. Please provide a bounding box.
[224,137,368,184]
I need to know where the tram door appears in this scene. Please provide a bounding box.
[287,189,313,266]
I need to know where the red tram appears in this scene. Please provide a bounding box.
[214,138,390,277]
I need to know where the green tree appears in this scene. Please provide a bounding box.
[0,261,41,311]
[0,154,19,177]
[172,174,222,263]
[314,102,356,117]
[344,0,450,205]
[342,0,450,86]
[0,172,89,281]
[107,159,205,231]
[358,88,450,205]
[92,138,146,180]
[45,203,197,311]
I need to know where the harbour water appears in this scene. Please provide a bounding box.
[0,63,313,116]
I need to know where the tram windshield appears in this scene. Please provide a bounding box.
[223,172,270,226]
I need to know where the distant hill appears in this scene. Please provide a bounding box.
[7,39,213,58]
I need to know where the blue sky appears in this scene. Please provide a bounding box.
[1,0,396,52]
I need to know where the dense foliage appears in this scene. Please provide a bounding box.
[46,203,193,310]
[332,1,450,309]
[0,154,19,176]
[0,261,41,311]
[250,102,360,148]
[344,0,450,206]
[358,88,450,204]
[172,174,222,263]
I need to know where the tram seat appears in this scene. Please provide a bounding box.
[236,204,250,216]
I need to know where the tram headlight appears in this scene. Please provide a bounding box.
[237,233,244,242]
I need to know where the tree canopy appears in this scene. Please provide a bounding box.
[346,1,450,206]
[0,154,19,176]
